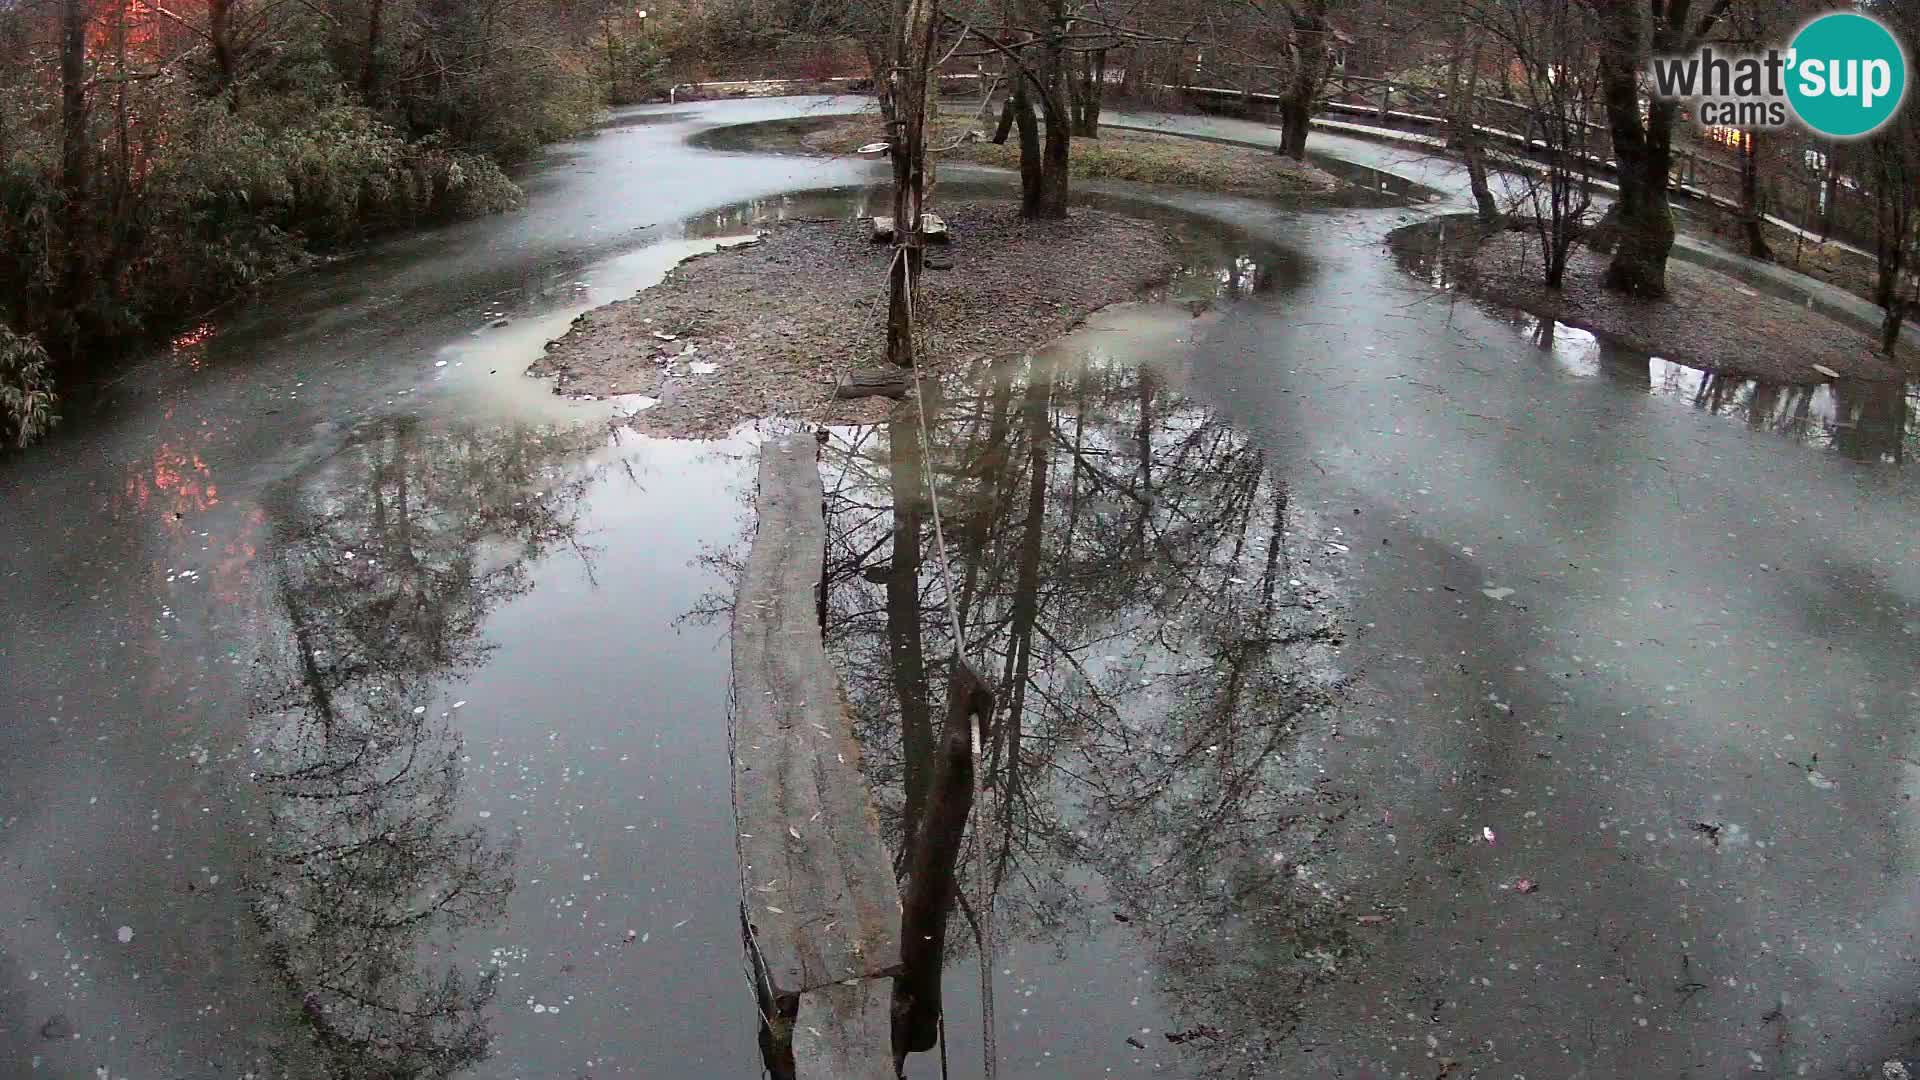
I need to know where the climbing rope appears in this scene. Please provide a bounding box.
[889,243,997,1080]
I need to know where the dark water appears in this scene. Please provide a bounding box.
[7,96,1920,1080]
[0,107,1295,1076]
[1391,217,1919,465]
[809,304,1351,1077]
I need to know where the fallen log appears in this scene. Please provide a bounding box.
[835,368,915,400]
[732,432,901,1080]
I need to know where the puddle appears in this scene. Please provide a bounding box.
[251,416,769,1077]
[16,96,1920,1080]
[1392,218,1917,463]
[798,305,1352,1076]
[1305,150,1430,201]
[1502,315,1915,461]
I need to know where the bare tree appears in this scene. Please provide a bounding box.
[1867,0,1920,355]
[1269,0,1334,159]
[886,0,939,365]
[1468,0,1600,287]
[1444,11,1500,225]
[1868,123,1916,355]
[1590,0,1735,298]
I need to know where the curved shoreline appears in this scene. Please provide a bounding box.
[528,199,1191,437]
[1387,214,1914,385]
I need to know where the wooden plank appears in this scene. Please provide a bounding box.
[732,433,901,1008]
[792,979,897,1080]
[835,368,914,400]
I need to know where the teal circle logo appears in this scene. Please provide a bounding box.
[1786,12,1908,138]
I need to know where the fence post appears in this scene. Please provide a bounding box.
[1378,78,1391,121]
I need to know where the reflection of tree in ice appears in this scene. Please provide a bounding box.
[821,347,1356,1068]
[252,418,598,1077]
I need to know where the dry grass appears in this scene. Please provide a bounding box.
[800,113,1341,199]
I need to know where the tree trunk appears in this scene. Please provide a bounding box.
[208,0,237,104]
[603,19,620,104]
[360,0,384,96]
[1449,25,1498,226]
[886,0,936,368]
[1071,48,1105,138]
[992,94,1016,143]
[59,0,87,206]
[1028,9,1071,219]
[108,0,132,302]
[1013,77,1041,215]
[1037,100,1070,217]
[1594,0,1730,298]
[1276,0,1330,160]
[891,661,992,1065]
[1870,137,1913,357]
[1596,70,1675,291]
[57,0,90,345]
[1278,98,1310,159]
[1739,129,1772,261]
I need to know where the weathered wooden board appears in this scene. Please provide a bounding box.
[732,433,902,1009]
[792,978,897,1080]
[834,368,914,401]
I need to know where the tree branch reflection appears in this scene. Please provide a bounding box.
[822,340,1355,1070]
[252,418,599,1077]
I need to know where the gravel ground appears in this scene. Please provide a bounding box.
[1459,229,1913,383]
[528,201,1183,436]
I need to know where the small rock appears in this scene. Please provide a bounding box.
[41,1014,72,1039]
[491,317,511,328]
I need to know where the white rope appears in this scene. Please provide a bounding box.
[895,246,966,654]
[889,242,996,1079]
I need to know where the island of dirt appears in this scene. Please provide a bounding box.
[529,201,1183,436]
[1400,223,1915,383]
[799,113,1342,200]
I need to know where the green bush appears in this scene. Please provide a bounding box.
[0,324,55,448]
[0,86,523,445]
[0,1,617,449]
